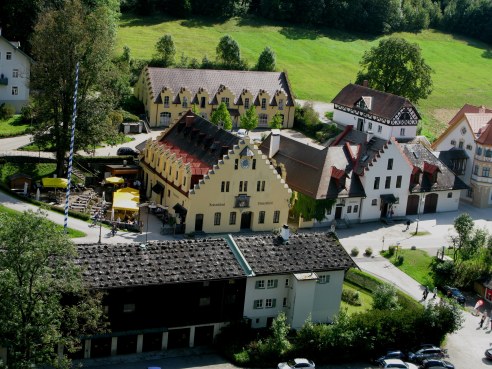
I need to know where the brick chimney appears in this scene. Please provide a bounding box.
[185,115,194,127]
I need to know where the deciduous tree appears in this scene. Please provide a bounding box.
[240,106,258,132]
[269,112,283,129]
[216,35,241,68]
[155,34,176,66]
[0,210,105,369]
[211,102,232,130]
[355,37,433,103]
[256,46,276,71]
[30,0,118,177]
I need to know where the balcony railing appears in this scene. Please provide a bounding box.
[471,174,492,184]
[0,77,8,85]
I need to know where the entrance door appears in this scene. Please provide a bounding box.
[195,214,203,232]
[406,195,419,215]
[380,202,389,218]
[424,193,438,213]
[335,206,343,220]
[241,212,252,229]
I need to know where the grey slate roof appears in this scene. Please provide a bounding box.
[259,134,331,199]
[332,83,421,120]
[234,233,356,276]
[402,144,468,192]
[145,67,295,106]
[77,238,246,289]
[325,146,366,199]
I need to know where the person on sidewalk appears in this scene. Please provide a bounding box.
[432,287,437,299]
[423,286,429,300]
[479,313,486,328]
[405,220,410,231]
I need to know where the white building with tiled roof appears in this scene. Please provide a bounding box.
[134,67,296,129]
[0,30,32,112]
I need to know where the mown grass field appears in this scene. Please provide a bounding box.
[117,14,492,140]
[341,281,374,315]
[0,115,30,137]
[384,248,435,288]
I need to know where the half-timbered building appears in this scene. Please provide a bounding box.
[331,83,421,141]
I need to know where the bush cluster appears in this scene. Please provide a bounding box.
[0,103,15,120]
[341,289,361,306]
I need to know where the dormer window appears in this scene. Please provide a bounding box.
[182,96,188,108]
[278,99,284,110]
[221,97,230,107]
[244,98,250,109]
[400,112,410,120]
[163,96,170,108]
[261,98,267,110]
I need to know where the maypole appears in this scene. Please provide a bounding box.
[64,62,79,232]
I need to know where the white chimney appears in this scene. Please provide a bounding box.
[366,130,374,142]
[269,129,281,158]
[280,224,290,242]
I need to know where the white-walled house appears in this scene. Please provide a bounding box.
[331,83,421,141]
[433,104,492,201]
[233,232,355,329]
[0,30,31,112]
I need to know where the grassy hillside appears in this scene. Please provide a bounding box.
[117,14,492,140]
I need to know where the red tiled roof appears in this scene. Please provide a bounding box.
[423,161,440,175]
[476,119,492,145]
[447,104,492,127]
[331,166,346,180]
[157,142,211,175]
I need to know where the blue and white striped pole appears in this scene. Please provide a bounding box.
[64,62,79,232]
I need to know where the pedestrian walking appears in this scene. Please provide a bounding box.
[405,220,410,231]
[479,313,486,328]
[432,287,437,299]
[423,286,429,300]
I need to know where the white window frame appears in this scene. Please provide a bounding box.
[261,98,267,110]
[12,69,19,78]
[267,279,278,288]
[163,96,170,108]
[318,275,330,284]
[255,280,265,289]
[6,52,12,60]
[221,97,230,107]
[265,298,276,308]
[11,86,18,95]
[253,299,263,309]
[244,98,250,109]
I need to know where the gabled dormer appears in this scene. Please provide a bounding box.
[355,96,372,111]
[160,86,174,108]
[423,161,441,185]
[240,88,254,110]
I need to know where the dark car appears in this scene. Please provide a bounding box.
[376,351,406,365]
[485,348,492,359]
[408,346,445,364]
[116,147,139,156]
[442,286,466,304]
[419,358,454,369]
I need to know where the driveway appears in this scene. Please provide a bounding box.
[296,99,334,123]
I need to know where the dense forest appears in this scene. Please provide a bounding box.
[1,0,491,54]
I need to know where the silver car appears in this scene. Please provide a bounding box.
[278,358,315,369]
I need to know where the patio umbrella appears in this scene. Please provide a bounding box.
[105,176,125,185]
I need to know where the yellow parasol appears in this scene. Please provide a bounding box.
[41,177,68,188]
[105,176,125,185]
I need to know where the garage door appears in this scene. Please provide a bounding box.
[406,195,419,215]
[424,193,438,214]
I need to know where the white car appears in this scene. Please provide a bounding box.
[236,128,247,138]
[379,358,418,369]
[278,358,315,369]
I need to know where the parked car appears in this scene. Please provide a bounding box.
[236,128,247,138]
[485,348,492,360]
[378,358,418,369]
[278,358,315,369]
[408,346,445,363]
[375,350,406,364]
[419,358,454,369]
[442,285,466,304]
[116,147,139,156]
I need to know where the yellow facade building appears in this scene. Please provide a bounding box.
[140,111,292,234]
[134,67,296,129]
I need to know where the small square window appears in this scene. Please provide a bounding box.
[353,205,359,213]
[372,199,377,206]
[265,298,276,308]
[267,279,278,288]
[123,303,135,313]
[447,192,452,198]
[255,280,265,289]
[253,299,263,309]
[450,140,456,146]
[199,297,211,306]
[318,275,330,284]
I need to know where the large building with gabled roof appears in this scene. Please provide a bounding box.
[134,67,296,128]
[332,83,421,141]
[139,111,291,234]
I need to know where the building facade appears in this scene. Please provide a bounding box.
[134,67,296,129]
[470,122,492,207]
[0,31,31,112]
[140,112,291,234]
[331,83,421,141]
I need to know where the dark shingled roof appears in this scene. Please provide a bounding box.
[77,239,246,289]
[145,67,295,106]
[402,144,468,192]
[259,134,330,199]
[332,83,420,121]
[234,233,356,276]
[325,146,366,199]
[157,112,240,171]
[477,119,492,145]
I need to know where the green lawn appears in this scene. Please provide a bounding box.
[0,115,30,137]
[0,162,57,183]
[340,281,374,315]
[0,204,86,238]
[117,14,492,140]
[385,249,435,288]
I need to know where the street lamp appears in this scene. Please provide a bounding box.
[414,194,426,236]
[138,201,156,246]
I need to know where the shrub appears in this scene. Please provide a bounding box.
[387,245,396,256]
[395,255,404,266]
[365,247,373,256]
[0,103,15,120]
[341,289,361,306]
[351,247,359,257]
[372,283,400,310]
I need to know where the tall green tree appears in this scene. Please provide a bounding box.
[211,102,233,130]
[256,46,276,71]
[30,0,118,177]
[0,210,105,369]
[452,212,474,261]
[155,34,176,67]
[240,105,258,132]
[355,37,433,103]
[216,34,241,68]
[269,112,284,129]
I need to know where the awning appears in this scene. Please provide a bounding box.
[42,177,68,188]
[173,203,188,217]
[113,187,140,211]
[152,182,164,193]
[105,176,124,184]
[380,194,397,204]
